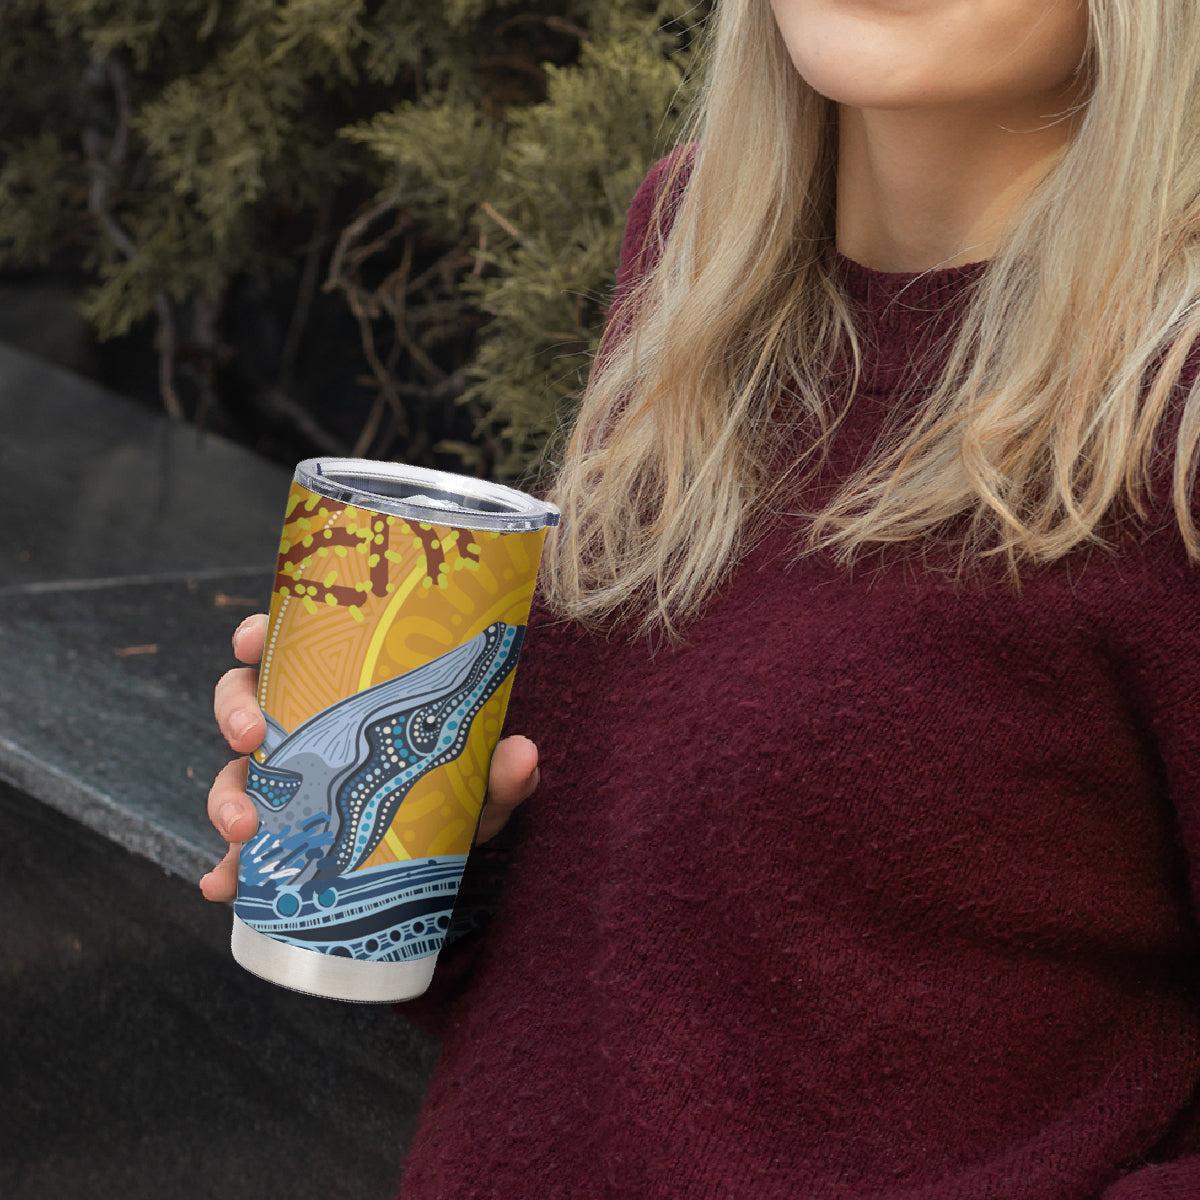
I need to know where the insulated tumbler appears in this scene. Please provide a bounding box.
[231,458,559,1002]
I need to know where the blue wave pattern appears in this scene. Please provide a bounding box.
[236,853,468,963]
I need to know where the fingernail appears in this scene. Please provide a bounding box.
[232,616,255,648]
[230,711,256,742]
[218,802,242,837]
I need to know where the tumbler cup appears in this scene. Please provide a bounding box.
[231,458,558,1002]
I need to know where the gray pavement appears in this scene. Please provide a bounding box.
[0,343,438,1197]
[0,780,438,1200]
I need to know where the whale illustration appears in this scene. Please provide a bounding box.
[243,622,524,885]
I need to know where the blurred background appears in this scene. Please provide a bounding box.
[1,0,707,479]
[0,2,708,1196]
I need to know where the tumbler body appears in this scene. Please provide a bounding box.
[231,458,558,1002]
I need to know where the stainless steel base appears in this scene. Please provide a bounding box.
[231,916,437,1003]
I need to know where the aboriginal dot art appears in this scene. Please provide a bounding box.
[235,481,545,965]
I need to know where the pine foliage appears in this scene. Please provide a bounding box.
[0,0,708,476]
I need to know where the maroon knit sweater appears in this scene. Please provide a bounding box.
[397,158,1200,1200]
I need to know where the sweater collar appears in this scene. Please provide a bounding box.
[831,251,988,396]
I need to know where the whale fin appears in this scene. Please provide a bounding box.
[246,759,304,811]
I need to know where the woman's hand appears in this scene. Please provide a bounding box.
[198,614,540,901]
[200,614,269,902]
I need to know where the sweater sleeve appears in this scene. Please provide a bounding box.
[1099,452,1200,1197]
[395,152,689,1037]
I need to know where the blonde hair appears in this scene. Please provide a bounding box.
[545,0,1200,637]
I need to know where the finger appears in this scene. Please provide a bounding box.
[199,840,242,903]
[488,734,540,803]
[214,666,266,753]
[232,613,269,665]
[476,735,539,844]
[206,757,260,844]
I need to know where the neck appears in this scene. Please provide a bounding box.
[836,100,1080,273]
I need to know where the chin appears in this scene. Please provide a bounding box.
[802,69,950,112]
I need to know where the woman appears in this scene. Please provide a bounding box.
[204,1,1200,1196]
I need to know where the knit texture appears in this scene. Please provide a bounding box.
[396,158,1200,1200]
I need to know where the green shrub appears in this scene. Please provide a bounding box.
[0,0,707,478]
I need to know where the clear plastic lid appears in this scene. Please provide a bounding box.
[294,458,560,534]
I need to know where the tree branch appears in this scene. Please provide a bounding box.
[83,55,183,418]
[280,185,335,389]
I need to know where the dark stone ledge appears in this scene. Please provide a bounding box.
[0,341,290,879]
